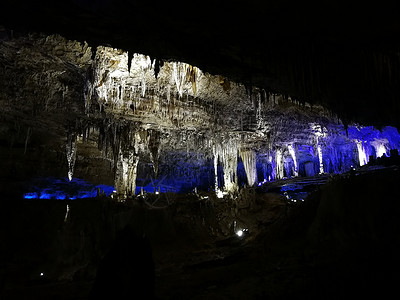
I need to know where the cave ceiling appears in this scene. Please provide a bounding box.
[1,0,400,127]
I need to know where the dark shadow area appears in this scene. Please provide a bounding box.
[89,225,155,299]
[1,166,399,299]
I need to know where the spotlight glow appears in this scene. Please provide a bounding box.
[216,189,225,198]
[356,141,368,166]
[236,230,243,237]
[376,144,387,158]
[317,145,324,174]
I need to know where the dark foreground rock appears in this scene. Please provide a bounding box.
[1,167,399,299]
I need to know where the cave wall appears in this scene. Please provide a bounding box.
[1,33,400,198]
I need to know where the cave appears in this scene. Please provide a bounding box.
[1,1,400,299]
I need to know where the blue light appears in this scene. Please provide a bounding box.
[281,184,303,192]
[24,193,38,199]
[23,177,114,200]
[135,183,179,194]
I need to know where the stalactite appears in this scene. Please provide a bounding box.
[173,62,186,98]
[213,135,238,194]
[186,65,199,95]
[172,62,201,98]
[134,54,153,98]
[127,51,133,73]
[148,129,161,176]
[240,148,257,186]
[69,44,400,195]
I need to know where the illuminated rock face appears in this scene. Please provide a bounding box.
[1,34,400,197]
[84,46,400,194]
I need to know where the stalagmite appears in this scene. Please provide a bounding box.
[311,124,326,174]
[64,205,70,223]
[287,144,298,177]
[376,144,387,158]
[38,38,400,198]
[114,150,139,198]
[371,140,388,158]
[66,131,77,181]
[213,153,222,197]
[317,145,324,173]
[5,33,400,206]
[240,148,257,186]
[275,149,284,179]
[356,141,368,166]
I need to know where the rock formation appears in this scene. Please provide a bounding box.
[1,33,399,198]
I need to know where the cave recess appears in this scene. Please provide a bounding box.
[0,32,399,199]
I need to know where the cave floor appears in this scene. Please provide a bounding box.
[1,165,400,299]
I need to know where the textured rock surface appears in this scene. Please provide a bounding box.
[2,1,400,127]
[1,33,400,197]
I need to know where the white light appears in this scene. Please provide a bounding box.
[376,144,387,158]
[64,205,70,223]
[40,272,44,276]
[236,230,243,237]
[216,190,224,198]
[155,191,159,195]
[317,145,324,174]
[356,141,368,166]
